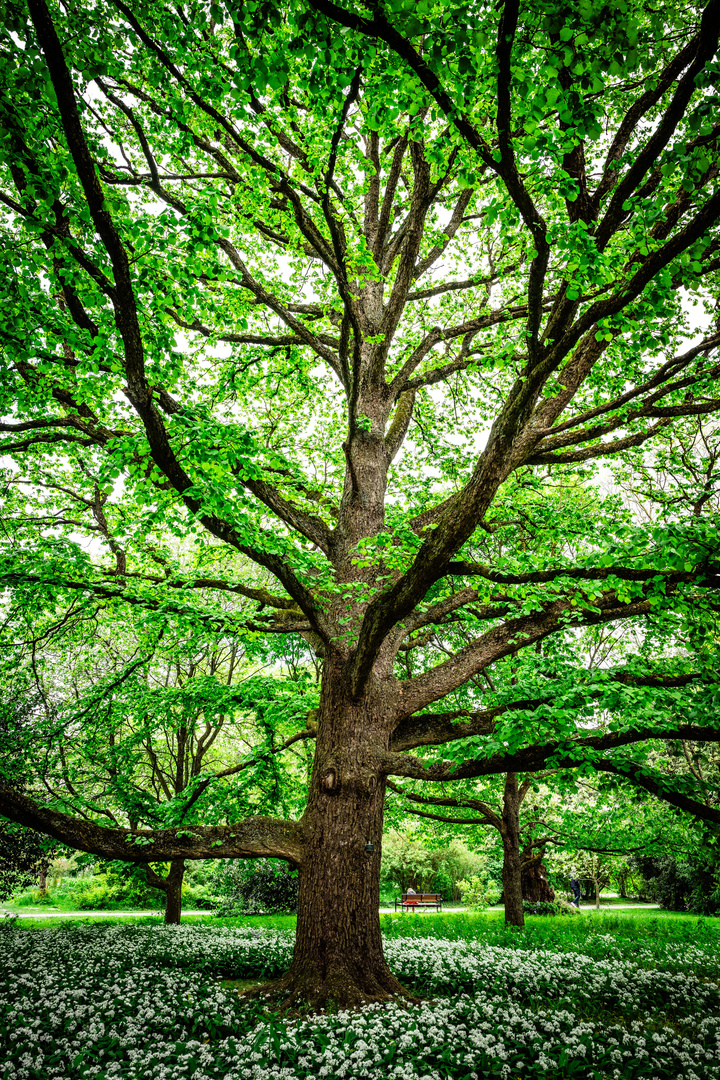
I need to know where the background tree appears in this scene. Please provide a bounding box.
[0,823,57,904]
[1,0,720,1007]
[0,586,316,922]
[212,857,300,916]
[0,703,60,902]
[379,827,486,898]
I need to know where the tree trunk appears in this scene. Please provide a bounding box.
[521,848,555,903]
[586,875,600,910]
[263,659,413,1010]
[145,858,186,924]
[164,858,185,925]
[500,774,524,928]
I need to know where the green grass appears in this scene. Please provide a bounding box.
[3,890,166,913]
[2,913,165,930]
[4,910,299,931]
[7,904,715,942]
[379,906,720,957]
[586,895,657,905]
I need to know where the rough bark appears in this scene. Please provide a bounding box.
[0,785,305,863]
[163,858,185,925]
[520,849,555,903]
[500,774,525,928]
[146,858,186,924]
[266,656,413,1009]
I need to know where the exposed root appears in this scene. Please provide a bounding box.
[240,961,420,1016]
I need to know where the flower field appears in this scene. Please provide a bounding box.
[1,917,719,1080]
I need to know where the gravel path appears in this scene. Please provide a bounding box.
[0,909,209,918]
[2,903,660,919]
[380,903,661,913]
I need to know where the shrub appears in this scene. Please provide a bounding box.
[431,866,454,901]
[379,885,397,906]
[181,879,215,909]
[523,900,559,916]
[213,859,299,916]
[73,878,123,910]
[381,832,489,899]
[181,861,216,909]
[55,863,165,910]
[632,853,720,916]
[10,887,44,907]
[457,875,500,911]
[29,888,54,905]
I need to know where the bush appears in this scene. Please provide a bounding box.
[74,878,123,910]
[29,889,54,906]
[632,854,720,916]
[457,875,500,911]
[431,866,454,902]
[213,859,299,916]
[381,832,489,900]
[181,861,216,909]
[379,885,397,906]
[522,900,559,916]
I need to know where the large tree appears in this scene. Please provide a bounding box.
[1,0,720,1007]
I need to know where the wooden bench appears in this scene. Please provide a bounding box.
[394,892,443,911]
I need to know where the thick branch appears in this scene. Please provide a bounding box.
[391,699,544,752]
[387,780,501,829]
[0,784,305,865]
[528,419,674,465]
[594,761,720,825]
[379,724,720,784]
[118,572,299,610]
[444,563,715,588]
[390,592,655,717]
[0,571,312,635]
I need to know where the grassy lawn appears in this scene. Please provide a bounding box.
[2,908,718,1079]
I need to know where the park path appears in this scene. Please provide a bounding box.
[0,909,208,919]
[380,903,660,913]
[2,904,660,919]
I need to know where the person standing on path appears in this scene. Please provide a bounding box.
[569,874,581,907]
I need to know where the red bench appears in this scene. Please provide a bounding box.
[394,892,443,911]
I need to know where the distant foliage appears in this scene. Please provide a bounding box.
[522,900,560,917]
[9,857,216,911]
[381,833,490,900]
[456,874,500,911]
[0,822,56,902]
[520,899,577,916]
[213,859,299,916]
[632,853,720,916]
